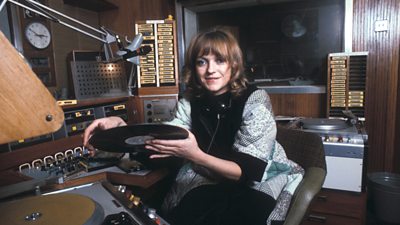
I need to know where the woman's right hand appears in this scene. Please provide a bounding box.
[82,116,127,152]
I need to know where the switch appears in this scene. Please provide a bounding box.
[375,20,388,32]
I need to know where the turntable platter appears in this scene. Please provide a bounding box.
[300,118,349,131]
[0,193,104,225]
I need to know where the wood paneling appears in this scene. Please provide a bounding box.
[99,0,176,41]
[353,0,400,172]
[396,43,400,174]
[269,94,326,118]
[49,0,101,92]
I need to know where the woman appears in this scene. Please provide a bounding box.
[83,28,303,225]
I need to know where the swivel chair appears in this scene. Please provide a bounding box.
[276,126,327,225]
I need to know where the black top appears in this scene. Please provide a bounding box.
[190,85,267,182]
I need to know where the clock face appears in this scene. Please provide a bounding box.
[25,22,51,49]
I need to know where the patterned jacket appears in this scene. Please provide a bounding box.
[163,88,304,224]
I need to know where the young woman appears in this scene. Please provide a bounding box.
[83,28,303,225]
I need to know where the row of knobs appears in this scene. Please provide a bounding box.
[322,135,362,144]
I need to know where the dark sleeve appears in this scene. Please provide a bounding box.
[215,151,267,182]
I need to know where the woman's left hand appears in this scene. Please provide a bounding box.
[145,130,203,161]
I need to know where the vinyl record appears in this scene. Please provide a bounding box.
[89,124,189,153]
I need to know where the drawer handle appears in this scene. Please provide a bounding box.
[308,214,327,223]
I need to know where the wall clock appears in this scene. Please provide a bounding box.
[281,14,307,38]
[18,3,57,87]
[24,21,52,49]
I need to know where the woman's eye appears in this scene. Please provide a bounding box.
[196,59,207,66]
[216,58,226,64]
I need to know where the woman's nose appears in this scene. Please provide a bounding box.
[207,61,216,73]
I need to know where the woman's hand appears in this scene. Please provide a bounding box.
[82,116,127,153]
[147,129,242,181]
[146,131,204,161]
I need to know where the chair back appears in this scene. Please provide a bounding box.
[276,126,327,225]
[276,126,326,170]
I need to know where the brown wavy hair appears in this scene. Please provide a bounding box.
[183,27,248,99]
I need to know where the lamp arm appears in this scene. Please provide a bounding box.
[1,0,116,44]
[0,0,146,63]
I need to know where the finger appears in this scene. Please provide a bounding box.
[146,143,176,153]
[89,149,96,157]
[150,154,172,159]
[148,139,183,147]
[83,120,100,145]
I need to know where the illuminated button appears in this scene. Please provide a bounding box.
[147,208,156,219]
[114,105,126,110]
[133,196,141,206]
[330,136,338,142]
[117,185,126,193]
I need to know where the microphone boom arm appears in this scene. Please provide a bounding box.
[1,0,122,61]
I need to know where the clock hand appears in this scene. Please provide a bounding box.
[37,34,48,38]
[29,28,40,36]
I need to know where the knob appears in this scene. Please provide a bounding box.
[147,208,156,220]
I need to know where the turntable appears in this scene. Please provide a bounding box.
[297,118,367,192]
[0,181,169,225]
[298,117,366,146]
[0,193,104,225]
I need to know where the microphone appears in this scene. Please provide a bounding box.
[122,46,152,60]
[115,33,152,64]
[125,33,143,52]
[115,33,144,61]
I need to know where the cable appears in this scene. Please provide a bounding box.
[188,113,222,186]
[206,113,221,153]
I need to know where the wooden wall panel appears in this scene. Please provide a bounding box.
[99,0,176,41]
[353,0,400,173]
[396,43,400,174]
[49,0,101,93]
[269,94,326,118]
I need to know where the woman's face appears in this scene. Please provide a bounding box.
[195,53,232,96]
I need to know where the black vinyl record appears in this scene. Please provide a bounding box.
[89,124,189,153]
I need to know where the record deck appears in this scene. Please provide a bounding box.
[89,124,188,153]
[0,193,104,225]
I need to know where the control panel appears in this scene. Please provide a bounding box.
[64,108,96,136]
[0,100,131,153]
[143,97,177,123]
